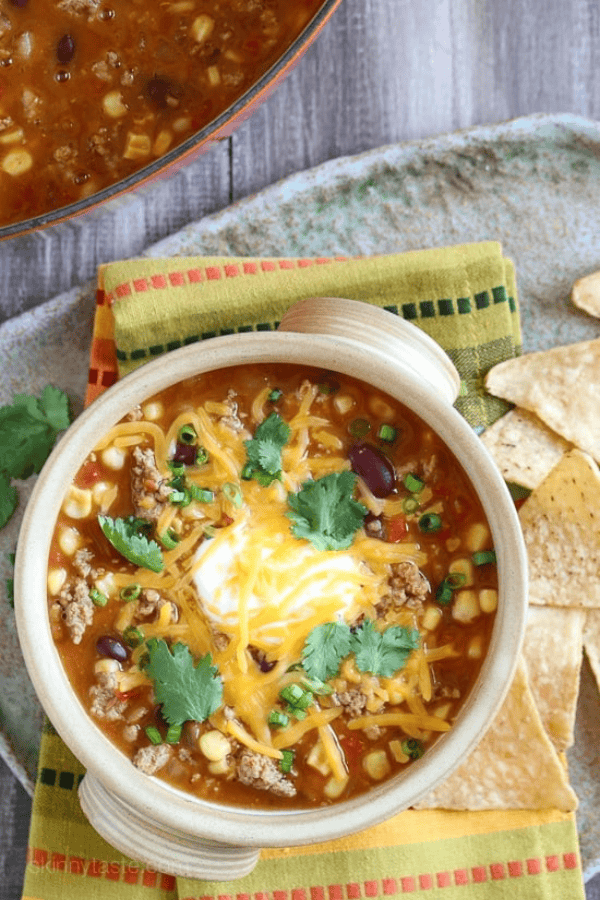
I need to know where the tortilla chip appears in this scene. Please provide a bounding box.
[519,449,600,608]
[485,338,600,463]
[572,270,600,318]
[480,407,570,490]
[413,659,577,811]
[583,609,600,693]
[522,607,585,752]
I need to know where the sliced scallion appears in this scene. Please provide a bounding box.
[378,424,397,443]
[120,583,142,602]
[190,486,214,503]
[401,738,424,759]
[223,482,243,508]
[89,587,108,607]
[122,625,144,648]
[165,723,182,744]
[145,725,162,746]
[280,749,295,773]
[159,529,180,550]
[403,472,424,493]
[195,446,209,466]
[268,388,283,403]
[418,513,443,534]
[472,549,497,566]
[178,424,197,445]
[348,418,371,439]
[402,496,419,515]
[268,709,290,728]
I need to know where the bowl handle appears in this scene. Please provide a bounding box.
[278,297,461,406]
[78,773,260,881]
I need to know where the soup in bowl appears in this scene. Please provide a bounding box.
[15,298,527,879]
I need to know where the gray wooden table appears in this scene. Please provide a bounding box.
[2,0,600,896]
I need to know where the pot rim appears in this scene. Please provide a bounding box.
[14,327,527,847]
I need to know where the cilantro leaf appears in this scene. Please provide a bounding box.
[287,471,367,551]
[351,619,420,677]
[0,471,18,529]
[302,621,352,681]
[144,638,223,726]
[243,412,290,486]
[98,515,164,572]
[0,386,71,479]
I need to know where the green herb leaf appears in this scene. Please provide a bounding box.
[144,638,223,726]
[0,471,18,529]
[243,412,290,486]
[0,386,71,480]
[351,619,420,678]
[98,515,164,573]
[302,621,352,681]
[5,551,15,608]
[287,471,367,551]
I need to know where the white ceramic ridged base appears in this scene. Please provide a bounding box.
[79,773,261,881]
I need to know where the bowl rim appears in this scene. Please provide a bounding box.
[14,328,528,847]
[0,0,343,242]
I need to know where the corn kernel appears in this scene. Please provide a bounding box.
[207,65,221,86]
[323,774,349,798]
[208,758,231,775]
[389,739,409,763]
[141,401,164,420]
[191,14,214,42]
[47,568,67,595]
[363,749,391,781]
[62,486,93,519]
[0,128,24,145]
[101,446,126,470]
[421,605,442,631]
[465,521,491,553]
[467,635,483,659]
[333,393,355,415]
[479,588,498,614]
[452,589,480,623]
[103,90,128,118]
[123,132,151,160]
[2,148,33,175]
[199,729,231,761]
[152,129,173,157]
[58,526,82,556]
[94,658,120,675]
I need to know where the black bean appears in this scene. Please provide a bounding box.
[56,34,75,64]
[96,635,130,663]
[9,0,29,8]
[348,442,396,498]
[146,76,170,108]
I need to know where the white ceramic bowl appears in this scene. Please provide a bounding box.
[14,297,528,880]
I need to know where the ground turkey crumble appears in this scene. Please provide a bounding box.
[235,749,296,797]
[133,744,173,775]
[130,445,172,521]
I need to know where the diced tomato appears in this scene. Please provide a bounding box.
[115,688,141,702]
[340,733,365,771]
[387,514,408,542]
[76,459,103,488]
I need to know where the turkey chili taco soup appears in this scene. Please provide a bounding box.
[47,363,499,808]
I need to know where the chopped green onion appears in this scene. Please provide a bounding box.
[418,513,443,534]
[317,375,339,395]
[435,581,454,606]
[122,625,144,648]
[120,583,142,602]
[159,528,180,550]
[89,587,108,607]
[240,463,253,480]
[280,683,313,711]
[279,749,295,773]
[301,676,334,696]
[195,446,209,466]
[446,572,467,589]
[170,487,192,507]
[402,497,419,515]
[165,723,182,744]
[145,725,162,746]
[268,709,290,728]
[190,486,215,503]
[403,472,424,493]
[168,460,185,476]
[223,482,243,508]
[348,418,371,439]
[401,738,424,759]
[268,388,283,403]
[378,424,397,443]
[472,549,497,566]
[178,424,197,445]
[203,525,217,539]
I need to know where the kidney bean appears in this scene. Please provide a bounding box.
[96,634,130,663]
[348,442,396,498]
[172,442,198,465]
[56,34,75,64]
